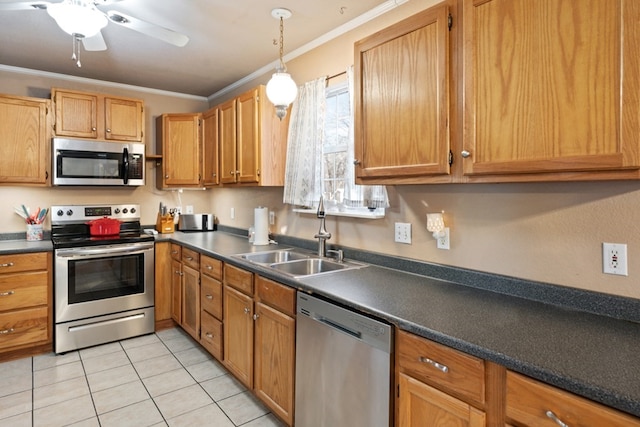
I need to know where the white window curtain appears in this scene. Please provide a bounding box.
[282,76,327,207]
[344,65,389,208]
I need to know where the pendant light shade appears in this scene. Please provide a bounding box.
[266,8,297,120]
[47,0,107,38]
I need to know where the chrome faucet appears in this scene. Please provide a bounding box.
[314,196,332,257]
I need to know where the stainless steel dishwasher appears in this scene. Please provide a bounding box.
[295,292,392,427]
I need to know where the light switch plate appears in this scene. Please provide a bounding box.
[394,222,412,244]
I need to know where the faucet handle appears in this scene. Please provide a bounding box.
[326,249,344,263]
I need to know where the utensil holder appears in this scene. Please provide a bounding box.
[26,223,43,241]
[156,214,175,234]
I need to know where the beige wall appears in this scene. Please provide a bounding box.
[2,0,639,301]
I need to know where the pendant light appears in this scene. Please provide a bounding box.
[266,8,298,120]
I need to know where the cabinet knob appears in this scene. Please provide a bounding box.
[205,332,213,338]
[206,294,213,300]
[461,150,471,158]
[206,265,213,270]
[186,256,193,261]
[212,173,216,177]
[253,313,260,321]
[165,174,170,179]
[0,328,14,334]
[91,127,97,131]
[0,291,15,297]
[230,171,235,175]
[175,270,183,276]
[106,128,111,133]
[0,262,14,268]
[353,159,361,166]
[243,307,250,314]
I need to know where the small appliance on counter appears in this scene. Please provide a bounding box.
[178,213,216,232]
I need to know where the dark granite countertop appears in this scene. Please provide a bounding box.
[2,231,639,418]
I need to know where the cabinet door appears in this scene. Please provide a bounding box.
[219,98,237,184]
[181,264,200,340]
[0,95,49,185]
[398,373,486,427]
[104,97,143,142]
[153,242,173,323]
[223,285,254,388]
[462,0,640,179]
[158,114,201,187]
[202,107,220,186]
[354,4,451,183]
[254,302,295,426]
[236,89,260,184]
[53,90,98,138]
[171,259,182,324]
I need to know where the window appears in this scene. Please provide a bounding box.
[322,83,349,203]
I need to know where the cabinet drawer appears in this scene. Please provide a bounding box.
[200,311,223,361]
[0,306,49,350]
[0,271,48,311]
[181,247,200,270]
[201,275,222,320]
[397,330,485,404]
[506,371,640,427]
[170,244,182,262]
[0,252,48,274]
[255,275,295,317]
[224,264,253,295]
[200,255,222,281]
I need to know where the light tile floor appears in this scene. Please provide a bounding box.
[0,328,286,427]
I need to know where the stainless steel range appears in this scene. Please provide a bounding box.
[51,204,155,354]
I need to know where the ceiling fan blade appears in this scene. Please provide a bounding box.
[82,31,107,51]
[0,1,51,11]
[106,10,188,47]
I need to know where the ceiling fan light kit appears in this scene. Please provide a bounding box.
[47,0,107,38]
[266,7,297,120]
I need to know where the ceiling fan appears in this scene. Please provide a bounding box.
[0,0,189,66]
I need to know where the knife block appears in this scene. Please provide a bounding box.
[156,213,175,234]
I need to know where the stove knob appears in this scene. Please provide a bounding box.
[56,209,64,217]
[66,209,73,216]
[130,207,136,214]
[122,208,128,214]
[114,208,121,214]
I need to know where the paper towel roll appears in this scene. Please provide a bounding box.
[253,207,269,246]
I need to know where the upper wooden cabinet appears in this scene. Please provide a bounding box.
[0,94,50,185]
[218,85,289,186]
[156,113,202,188]
[202,106,220,187]
[462,0,640,182]
[52,88,144,142]
[354,3,452,184]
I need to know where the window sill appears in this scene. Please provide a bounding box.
[293,207,385,219]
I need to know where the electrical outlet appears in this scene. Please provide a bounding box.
[437,228,450,250]
[230,207,235,220]
[174,206,182,215]
[603,243,628,276]
[394,223,412,244]
[186,205,194,214]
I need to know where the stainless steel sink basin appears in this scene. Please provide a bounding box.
[237,249,310,265]
[269,258,365,278]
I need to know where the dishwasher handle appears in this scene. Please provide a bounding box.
[314,314,362,339]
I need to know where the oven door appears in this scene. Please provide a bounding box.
[54,242,154,323]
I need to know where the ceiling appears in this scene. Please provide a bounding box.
[0,0,392,98]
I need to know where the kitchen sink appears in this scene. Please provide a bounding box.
[237,249,310,264]
[234,249,367,278]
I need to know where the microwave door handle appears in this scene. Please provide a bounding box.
[122,147,129,184]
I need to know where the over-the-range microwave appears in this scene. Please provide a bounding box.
[52,138,145,186]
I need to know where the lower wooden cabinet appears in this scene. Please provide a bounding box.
[200,311,223,360]
[506,371,640,427]
[223,284,254,387]
[181,263,200,340]
[0,252,52,354]
[398,372,486,427]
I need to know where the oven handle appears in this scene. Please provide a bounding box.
[56,244,153,258]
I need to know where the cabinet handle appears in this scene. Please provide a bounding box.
[545,411,569,427]
[243,307,250,314]
[0,328,14,334]
[174,270,183,276]
[253,313,260,321]
[0,291,15,297]
[186,256,193,261]
[418,356,449,373]
[171,250,178,255]
[353,159,361,165]
[205,294,213,300]
[461,150,471,158]
[106,128,111,133]
[205,332,213,338]
[91,127,97,131]
[0,262,14,268]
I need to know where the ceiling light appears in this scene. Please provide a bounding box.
[266,8,298,121]
[47,0,107,38]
